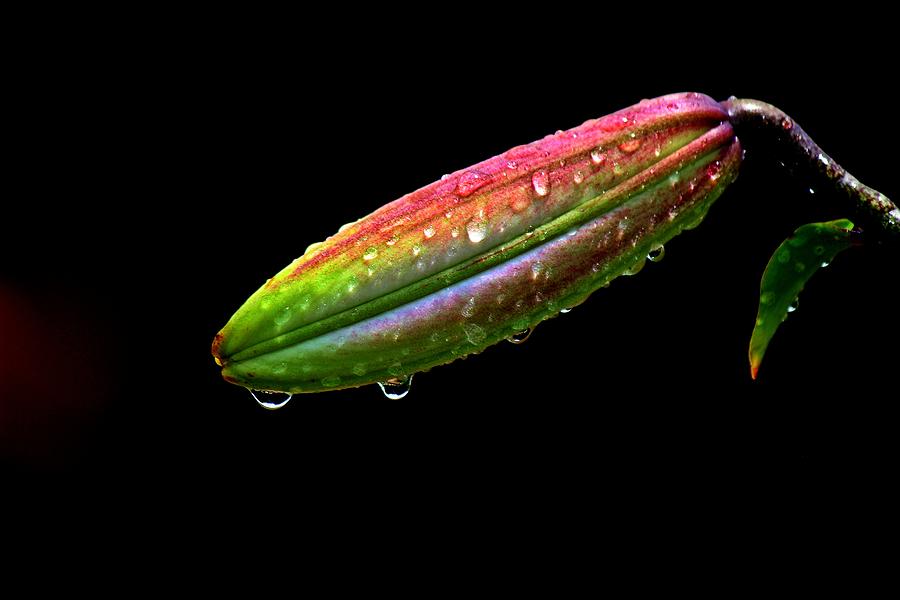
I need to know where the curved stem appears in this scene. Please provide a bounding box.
[722,97,899,241]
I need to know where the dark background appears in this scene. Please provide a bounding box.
[3,22,896,528]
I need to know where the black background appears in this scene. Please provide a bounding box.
[3,20,896,533]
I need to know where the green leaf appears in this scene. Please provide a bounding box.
[749,219,857,379]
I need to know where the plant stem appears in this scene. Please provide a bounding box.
[722,97,899,241]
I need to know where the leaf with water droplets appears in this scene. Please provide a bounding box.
[749,219,857,380]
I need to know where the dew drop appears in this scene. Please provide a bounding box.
[531,170,550,197]
[820,260,831,268]
[463,322,486,345]
[457,170,489,197]
[466,218,488,243]
[590,148,606,165]
[274,305,292,327]
[321,375,342,387]
[363,246,378,261]
[461,296,477,318]
[507,328,532,344]
[625,258,646,276]
[412,244,422,257]
[304,241,325,255]
[423,225,436,239]
[251,390,292,410]
[808,187,815,195]
[787,298,799,313]
[386,235,398,246]
[573,170,585,184]
[378,374,413,400]
[618,138,642,153]
[559,307,572,314]
[647,245,665,262]
[531,262,544,280]
[654,147,661,158]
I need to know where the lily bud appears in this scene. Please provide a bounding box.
[213,92,741,393]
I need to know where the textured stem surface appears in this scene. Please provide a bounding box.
[722,98,899,241]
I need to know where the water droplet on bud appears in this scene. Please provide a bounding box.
[531,170,550,197]
[378,374,413,400]
[457,170,489,197]
[618,139,641,153]
[507,329,532,344]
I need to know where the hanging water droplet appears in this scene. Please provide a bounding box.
[363,247,378,261]
[378,374,413,400]
[507,328,532,344]
[787,298,799,313]
[531,170,550,197]
[808,187,815,195]
[647,245,665,262]
[820,260,831,268]
[466,218,488,243]
[590,148,606,165]
[251,390,293,410]
[457,170,489,197]
[559,307,572,314]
